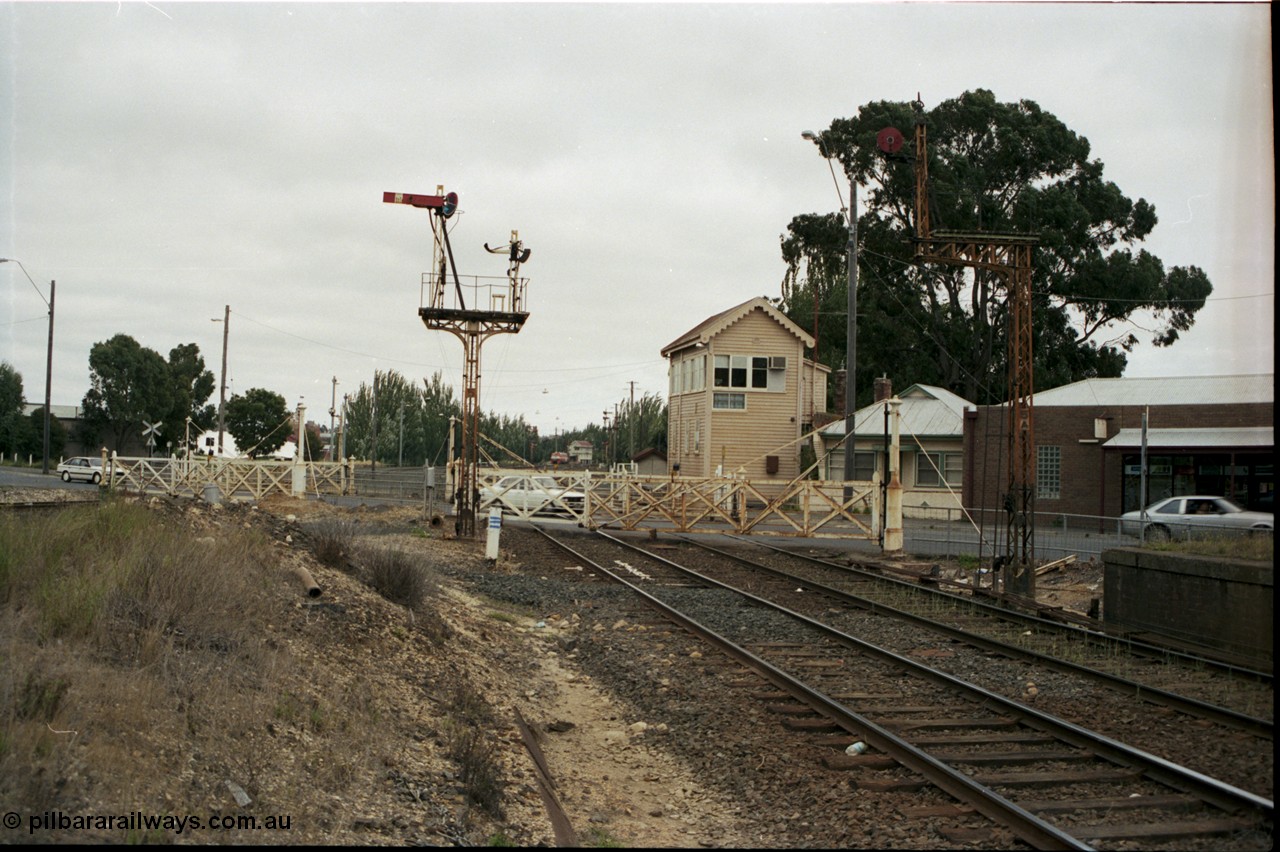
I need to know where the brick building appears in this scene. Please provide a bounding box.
[962,374,1273,518]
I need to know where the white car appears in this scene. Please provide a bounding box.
[1119,495,1273,540]
[56,456,122,484]
[479,474,586,517]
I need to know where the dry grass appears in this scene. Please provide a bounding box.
[303,517,355,568]
[1146,532,1273,562]
[1,496,510,843]
[0,499,403,840]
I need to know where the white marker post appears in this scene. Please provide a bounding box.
[485,507,502,562]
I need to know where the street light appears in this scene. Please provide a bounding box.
[211,305,229,456]
[1,258,55,475]
[800,131,858,486]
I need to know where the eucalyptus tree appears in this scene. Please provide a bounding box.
[224,388,290,459]
[782,89,1212,405]
[81,334,175,452]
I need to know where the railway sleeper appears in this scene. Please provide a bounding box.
[881,716,1018,731]
[1068,817,1264,842]
[980,767,1141,787]
[1017,793,1205,814]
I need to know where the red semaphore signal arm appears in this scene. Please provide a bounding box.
[383,191,458,217]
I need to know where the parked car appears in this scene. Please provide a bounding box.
[1119,495,1273,540]
[479,474,585,517]
[56,456,122,485]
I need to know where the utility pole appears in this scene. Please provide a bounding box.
[216,304,229,456]
[371,371,378,478]
[42,279,55,475]
[628,380,636,460]
[844,179,857,486]
[328,376,338,460]
[800,132,858,489]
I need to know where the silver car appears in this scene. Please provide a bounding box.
[1120,495,1273,540]
[56,456,121,485]
[479,474,586,517]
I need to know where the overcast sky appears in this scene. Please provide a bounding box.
[2,1,1273,441]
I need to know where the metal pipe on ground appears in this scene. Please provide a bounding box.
[293,565,322,598]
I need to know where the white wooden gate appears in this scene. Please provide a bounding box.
[104,454,353,501]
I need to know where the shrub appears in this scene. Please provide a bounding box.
[304,518,356,569]
[353,544,434,611]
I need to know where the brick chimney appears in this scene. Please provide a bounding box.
[873,376,893,402]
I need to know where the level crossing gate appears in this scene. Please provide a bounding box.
[475,468,884,539]
[103,454,353,501]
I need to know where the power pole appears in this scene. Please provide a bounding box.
[628,380,636,460]
[370,371,378,478]
[217,304,229,456]
[42,279,54,475]
[328,376,338,460]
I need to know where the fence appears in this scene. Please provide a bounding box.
[105,455,351,501]
[350,464,448,507]
[900,507,1272,564]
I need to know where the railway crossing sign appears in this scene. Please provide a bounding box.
[142,420,161,455]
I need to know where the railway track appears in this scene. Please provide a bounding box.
[679,535,1273,732]
[526,524,1273,851]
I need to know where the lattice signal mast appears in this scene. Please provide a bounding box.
[384,188,530,537]
[879,100,1038,597]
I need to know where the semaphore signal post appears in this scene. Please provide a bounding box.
[384,188,531,537]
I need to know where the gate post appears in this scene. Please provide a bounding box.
[884,396,903,552]
[292,402,307,497]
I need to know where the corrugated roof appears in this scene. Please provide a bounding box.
[1034,374,1273,407]
[1104,426,1273,449]
[821,384,974,440]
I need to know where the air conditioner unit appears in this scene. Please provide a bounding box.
[768,356,787,371]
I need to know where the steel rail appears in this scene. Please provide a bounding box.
[593,529,1273,818]
[530,524,1094,850]
[677,535,1273,737]
[744,536,1273,683]
[539,525,1273,847]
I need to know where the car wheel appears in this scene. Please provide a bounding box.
[61,471,71,482]
[1146,524,1170,542]
[91,472,102,484]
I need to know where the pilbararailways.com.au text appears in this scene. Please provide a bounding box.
[11,810,292,835]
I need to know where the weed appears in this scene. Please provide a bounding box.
[584,826,625,848]
[1146,534,1273,562]
[16,671,69,721]
[956,553,980,571]
[447,725,504,818]
[354,544,435,610]
[486,611,518,624]
[304,518,355,568]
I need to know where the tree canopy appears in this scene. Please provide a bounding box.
[79,335,217,453]
[224,388,290,458]
[81,334,175,451]
[780,89,1212,406]
[0,362,27,457]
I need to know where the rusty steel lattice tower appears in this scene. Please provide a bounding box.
[385,189,530,538]
[880,102,1038,597]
